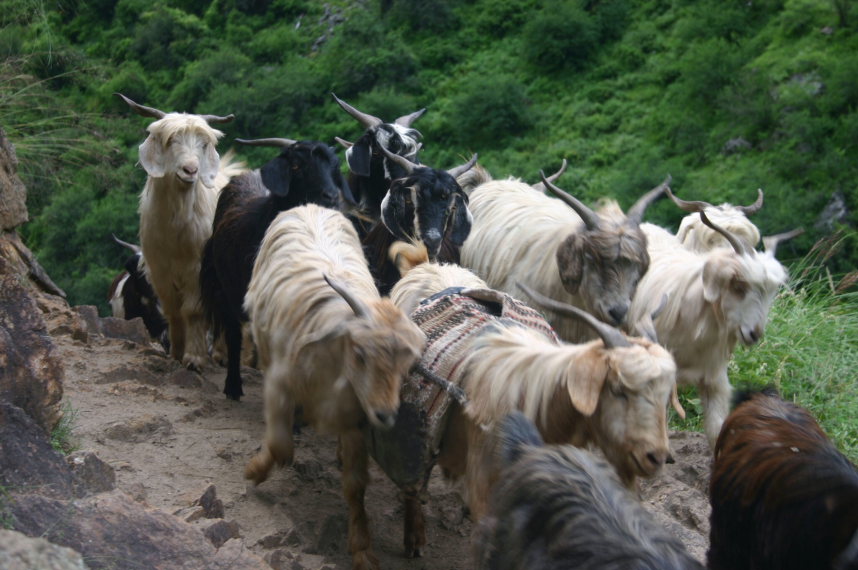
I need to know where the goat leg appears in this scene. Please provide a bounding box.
[340,428,379,570]
[403,486,427,558]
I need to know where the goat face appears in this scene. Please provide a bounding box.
[139,115,223,188]
[592,341,676,484]
[381,169,472,259]
[703,251,787,346]
[556,221,650,327]
[340,301,425,429]
[346,123,422,179]
[261,142,348,208]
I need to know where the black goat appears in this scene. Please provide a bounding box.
[362,147,477,295]
[474,412,703,570]
[708,388,858,570]
[331,93,425,234]
[108,235,169,350]
[199,137,350,400]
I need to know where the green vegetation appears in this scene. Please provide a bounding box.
[50,401,79,455]
[2,0,856,454]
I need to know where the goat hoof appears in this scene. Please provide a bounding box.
[224,387,244,401]
[406,547,422,558]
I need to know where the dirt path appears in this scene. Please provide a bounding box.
[54,320,712,569]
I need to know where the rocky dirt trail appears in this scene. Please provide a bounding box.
[52,306,713,570]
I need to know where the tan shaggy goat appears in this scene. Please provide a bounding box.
[460,174,669,342]
[630,212,799,447]
[118,93,245,370]
[243,204,425,570]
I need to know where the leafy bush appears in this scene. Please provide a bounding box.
[522,1,599,72]
[385,0,458,33]
[445,75,533,149]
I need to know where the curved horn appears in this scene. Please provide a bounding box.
[334,136,354,149]
[199,113,235,124]
[394,107,427,128]
[763,227,804,256]
[112,234,141,255]
[736,188,764,216]
[517,282,631,349]
[379,144,418,175]
[532,159,568,191]
[115,92,165,120]
[540,171,601,231]
[446,153,479,180]
[324,274,371,319]
[331,92,383,129]
[235,137,297,148]
[627,174,671,225]
[699,211,748,255]
[665,186,710,213]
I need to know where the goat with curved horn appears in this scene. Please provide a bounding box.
[331,92,383,129]
[699,211,748,255]
[763,227,804,256]
[539,171,601,231]
[627,174,671,225]
[324,274,372,319]
[736,188,764,215]
[235,137,298,148]
[115,92,166,120]
[446,153,479,180]
[517,282,631,349]
[112,234,141,254]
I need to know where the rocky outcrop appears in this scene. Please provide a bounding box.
[0,128,27,231]
[0,530,89,570]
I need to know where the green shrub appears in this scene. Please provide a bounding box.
[385,0,458,33]
[522,1,599,72]
[445,75,533,149]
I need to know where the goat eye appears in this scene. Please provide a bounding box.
[610,385,628,400]
[731,279,749,297]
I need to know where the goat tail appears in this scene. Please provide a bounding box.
[218,148,248,180]
[199,237,224,338]
[389,240,429,277]
[498,412,545,468]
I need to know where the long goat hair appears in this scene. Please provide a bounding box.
[474,412,704,570]
[708,388,858,570]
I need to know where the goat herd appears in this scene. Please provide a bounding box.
[107,92,858,570]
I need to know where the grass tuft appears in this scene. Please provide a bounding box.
[50,401,79,455]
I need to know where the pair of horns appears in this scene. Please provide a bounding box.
[667,187,764,216]
[331,92,426,129]
[540,173,671,230]
[380,144,478,181]
[517,282,631,349]
[115,93,235,124]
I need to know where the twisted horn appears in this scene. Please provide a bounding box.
[394,107,427,128]
[627,174,671,225]
[235,137,297,148]
[446,153,479,180]
[540,171,601,231]
[665,186,711,213]
[699,211,748,255]
[324,274,371,319]
[736,188,764,216]
[517,282,631,349]
[331,92,383,129]
[199,113,235,124]
[115,92,165,120]
[112,234,141,255]
[379,144,419,175]
[763,227,804,256]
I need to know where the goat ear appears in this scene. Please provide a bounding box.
[346,140,372,177]
[381,185,414,241]
[139,136,166,178]
[445,194,473,247]
[556,234,584,294]
[200,143,221,188]
[261,156,291,197]
[702,257,735,303]
[565,351,609,416]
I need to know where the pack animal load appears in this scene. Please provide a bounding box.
[366,286,559,490]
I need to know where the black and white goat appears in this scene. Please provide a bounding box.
[200,136,350,400]
[107,235,168,350]
[361,147,477,295]
[331,93,425,232]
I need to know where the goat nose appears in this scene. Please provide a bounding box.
[608,305,628,325]
[375,410,397,429]
[646,450,667,468]
[183,165,198,176]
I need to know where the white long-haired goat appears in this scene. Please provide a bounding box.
[673,188,764,252]
[629,211,800,447]
[118,93,245,370]
[460,174,669,342]
[243,204,425,570]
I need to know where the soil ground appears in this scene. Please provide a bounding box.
[54,322,712,570]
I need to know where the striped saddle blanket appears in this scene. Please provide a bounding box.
[366,286,558,490]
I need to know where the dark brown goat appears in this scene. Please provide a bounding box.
[708,388,858,570]
[199,137,350,400]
